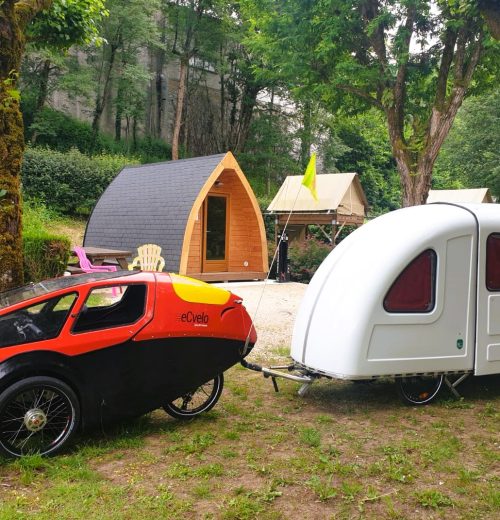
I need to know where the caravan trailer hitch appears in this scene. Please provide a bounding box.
[240,359,314,394]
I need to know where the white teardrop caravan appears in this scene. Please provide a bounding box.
[245,203,500,405]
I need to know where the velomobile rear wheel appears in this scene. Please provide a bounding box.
[163,374,224,420]
[397,375,444,405]
[0,376,80,458]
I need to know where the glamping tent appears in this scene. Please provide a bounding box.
[84,152,268,281]
[267,173,368,244]
[427,188,494,204]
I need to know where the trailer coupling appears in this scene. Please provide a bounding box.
[240,359,314,395]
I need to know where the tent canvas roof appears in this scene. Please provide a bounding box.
[267,173,368,216]
[426,188,493,204]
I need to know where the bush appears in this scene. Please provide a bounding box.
[22,201,71,282]
[28,108,103,154]
[22,147,138,216]
[23,231,71,282]
[27,108,172,163]
[288,238,332,283]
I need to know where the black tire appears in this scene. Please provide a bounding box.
[163,374,224,420]
[0,376,80,458]
[397,374,444,405]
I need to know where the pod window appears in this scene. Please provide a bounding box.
[73,284,146,333]
[384,250,437,313]
[486,233,500,291]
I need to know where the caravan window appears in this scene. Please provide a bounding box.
[486,233,500,291]
[384,250,437,313]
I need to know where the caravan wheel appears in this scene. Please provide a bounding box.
[397,375,444,405]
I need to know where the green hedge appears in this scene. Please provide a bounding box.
[22,147,138,216]
[23,231,71,283]
[27,108,172,162]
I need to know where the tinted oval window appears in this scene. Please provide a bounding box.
[384,250,437,313]
[486,233,500,291]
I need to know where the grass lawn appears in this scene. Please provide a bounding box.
[0,361,498,519]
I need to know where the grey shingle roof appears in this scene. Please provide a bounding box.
[84,154,226,271]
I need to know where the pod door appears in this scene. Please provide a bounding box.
[203,194,229,273]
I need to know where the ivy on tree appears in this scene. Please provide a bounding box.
[0,0,104,290]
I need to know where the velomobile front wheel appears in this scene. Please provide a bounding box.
[163,374,224,419]
[0,376,80,458]
[397,374,444,405]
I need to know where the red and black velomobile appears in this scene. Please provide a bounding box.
[0,271,256,457]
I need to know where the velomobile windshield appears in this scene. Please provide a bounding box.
[0,271,135,309]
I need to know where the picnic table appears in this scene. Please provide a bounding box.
[71,246,132,270]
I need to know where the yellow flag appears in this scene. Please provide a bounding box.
[301,153,318,201]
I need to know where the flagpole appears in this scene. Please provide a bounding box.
[242,153,318,355]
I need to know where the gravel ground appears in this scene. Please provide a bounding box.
[217,280,307,362]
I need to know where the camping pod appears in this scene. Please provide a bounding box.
[84,152,268,282]
[287,203,500,404]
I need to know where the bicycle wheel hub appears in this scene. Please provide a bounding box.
[24,409,47,432]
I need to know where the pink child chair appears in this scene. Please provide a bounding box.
[73,246,118,296]
[73,246,118,273]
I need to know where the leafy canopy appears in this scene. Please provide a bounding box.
[27,0,107,49]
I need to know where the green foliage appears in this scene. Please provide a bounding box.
[86,0,161,140]
[28,0,107,49]
[299,427,321,448]
[328,110,401,214]
[22,203,71,282]
[25,108,172,162]
[238,111,302,198]
[240,0,499,204]
[415,489,454,509]
[22,147,137,216]
[27,107,107,153]
[288,238,332,283]
[434,88,500,198]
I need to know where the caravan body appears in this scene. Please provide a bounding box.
[291,203,500,379]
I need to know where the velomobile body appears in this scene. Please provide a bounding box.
[0,271,255,457]
[249,203,500,404]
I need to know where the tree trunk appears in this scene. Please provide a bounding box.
[171,57,188,160]
[92,43,118,140]
[480,2,500,39]
[30,58,51,144]
[0,0,53,291]
[300,101,312,168]
[234,83,260,153]
[388,83,476,207]
[155,15,167,139]
[114,80,123,142]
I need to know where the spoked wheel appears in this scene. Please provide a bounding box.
[163,374,224,420]
[397,374,444,405]
[0,377,80,458]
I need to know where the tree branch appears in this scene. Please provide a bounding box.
[434,27,457,110]
[462,30,483,85]
[361,0,388,68]
[393,6,415,117]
